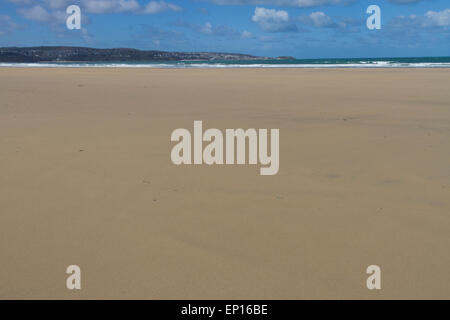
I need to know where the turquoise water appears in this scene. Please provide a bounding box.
[1,57,450,68]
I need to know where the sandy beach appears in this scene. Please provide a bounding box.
[0,68,449,299]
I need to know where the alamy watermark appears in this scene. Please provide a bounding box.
[366,265,381,290]
[66,5,81,30]
[66,265,81,290]
[367,5,381,30]
[170,121,279,176]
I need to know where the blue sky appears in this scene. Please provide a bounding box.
[1,0,449,58]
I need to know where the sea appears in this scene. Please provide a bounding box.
[1,57,450,68]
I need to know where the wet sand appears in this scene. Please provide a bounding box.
[0,68,449,299]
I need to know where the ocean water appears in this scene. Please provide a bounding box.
[1,57,450,68]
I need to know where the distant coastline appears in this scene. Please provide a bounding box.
[0,46,294,63]
[0,47,449,68]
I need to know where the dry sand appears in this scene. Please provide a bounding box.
[0,68,449,299]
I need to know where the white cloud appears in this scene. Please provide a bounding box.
[80,0,181,14]
[252,7,297,32]
[252,7,289,23]
[143,1,182,14]
[177,20,252,39]
[424,9,450,27]
[201,22,245,38]
[9,0,183,15]
[0,15,22,36]
[298,12,362,31]
[45,0,73,9]
[390,8,450,30]
[241,30,253,39]
[18,5,67,30]
[300,11,333,27]
[7,0,32,4]
[19,5,51,22]
[201,22,214,34]
[204,0,351,8]
[387,0,423,3]
[81,0,140,14]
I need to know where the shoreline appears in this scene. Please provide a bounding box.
[2,57,450,69]
[1,65,450,69]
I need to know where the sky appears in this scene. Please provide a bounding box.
[0,0,449,58]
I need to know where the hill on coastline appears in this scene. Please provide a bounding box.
[0,46,293,63]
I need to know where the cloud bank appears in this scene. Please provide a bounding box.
[252,7,297,32]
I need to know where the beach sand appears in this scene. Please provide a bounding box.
[0,68,449,299]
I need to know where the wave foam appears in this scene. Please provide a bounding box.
[1,61,450,68]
